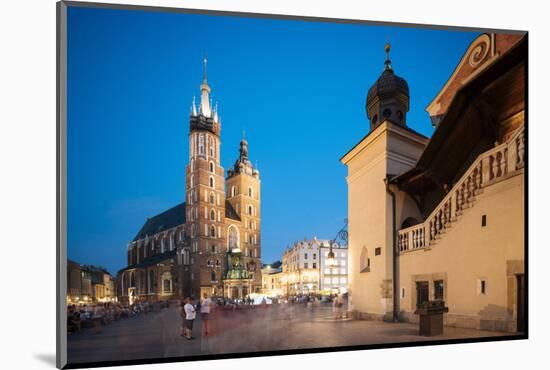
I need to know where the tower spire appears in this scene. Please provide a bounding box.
[199,53,212,117]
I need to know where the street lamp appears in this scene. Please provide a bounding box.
[325,219,348,293]
[327,245,336,269]
[328,219,348,268]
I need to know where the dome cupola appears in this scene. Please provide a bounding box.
[366,43,410,130]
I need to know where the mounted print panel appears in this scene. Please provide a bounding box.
[57,1,527,368]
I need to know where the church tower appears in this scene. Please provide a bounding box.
[185,56,226,298]
[341,43,427,320]
[226,134,262,292]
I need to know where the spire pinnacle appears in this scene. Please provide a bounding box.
[203,51,208,83]
[191,96,197,116]
[384,42,393,71]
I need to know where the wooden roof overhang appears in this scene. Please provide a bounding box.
[394,35,526,195]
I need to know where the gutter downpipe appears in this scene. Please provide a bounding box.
[384,176,399,323]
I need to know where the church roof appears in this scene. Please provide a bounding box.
[118,249,177,273]
[366,69,409,106]
[133,202,186,241]
[225,200,241,221]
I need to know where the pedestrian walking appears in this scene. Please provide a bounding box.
[179,300,186,337]
[183,297,196,340]
[334,292,344,320]
[200,293,212,336]
[92,305,104,334]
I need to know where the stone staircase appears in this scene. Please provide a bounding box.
[398,125,525,253]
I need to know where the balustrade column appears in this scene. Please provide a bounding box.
[491,153,500,180]
[507,137,518,172]
[481,156,491,184]
[517,131,525,168]
[500,149,508,176]
[475,162,483,193]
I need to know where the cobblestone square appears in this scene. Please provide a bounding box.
[67,304,513,365]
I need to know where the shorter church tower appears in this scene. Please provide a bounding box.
[225,135,262,292]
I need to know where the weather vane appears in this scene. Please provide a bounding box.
[384,42,392,71]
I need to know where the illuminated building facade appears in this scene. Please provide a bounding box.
[118,58,263,303]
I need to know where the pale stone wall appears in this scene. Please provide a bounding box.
[344,121,427,319]
[397,172,524,332]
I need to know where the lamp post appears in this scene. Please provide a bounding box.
[327,219,348,292]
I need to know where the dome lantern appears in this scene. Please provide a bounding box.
[366,43,410,131]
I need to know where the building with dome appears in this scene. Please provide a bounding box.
[117,58,262,303]
[341,33,526,332]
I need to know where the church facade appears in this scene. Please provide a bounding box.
[341,33,526,332]
[117,60,262,303]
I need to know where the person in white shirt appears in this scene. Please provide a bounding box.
[200,293,213,336]
[181,297,196,340]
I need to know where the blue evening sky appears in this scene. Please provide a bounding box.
[67,6,478,274]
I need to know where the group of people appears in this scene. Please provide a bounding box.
[179,294,212,340]
[67,300,170,334]
[332,292,347,319]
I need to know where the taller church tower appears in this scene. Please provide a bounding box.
[185,57,226,298]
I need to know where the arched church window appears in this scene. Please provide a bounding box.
[228,226,239,251]
[209,177,214,188]
[383,108,392,118]
[210,192,215,204]
[397,110,404,121]
[248,205,253,215]
[209,161,214,173]
[161,272,172,294]
[360,246,370,273]
[248,187,253,197]
[210,225,216,238]
[199,135,205,155]
[211,271,217,282]
[210,209,215,220]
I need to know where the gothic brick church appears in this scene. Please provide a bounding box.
[117,59,262,303]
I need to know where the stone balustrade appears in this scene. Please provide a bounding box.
[398,126,525,253]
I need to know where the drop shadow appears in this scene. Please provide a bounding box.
[34,353,56,367]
